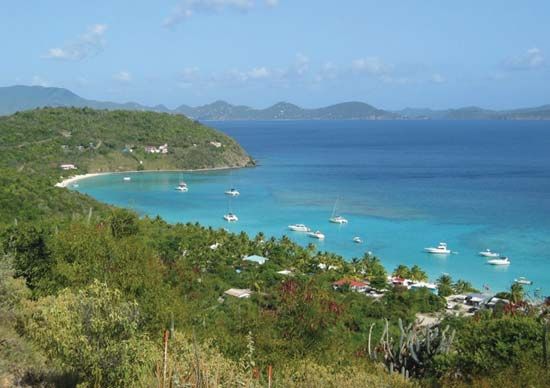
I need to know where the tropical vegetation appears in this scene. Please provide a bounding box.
[0,108,549,387]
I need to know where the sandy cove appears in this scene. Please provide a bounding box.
[55,166,248,188]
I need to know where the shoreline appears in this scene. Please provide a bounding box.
[55,165,247,188]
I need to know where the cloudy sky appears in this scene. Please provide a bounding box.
[1,1,549,109]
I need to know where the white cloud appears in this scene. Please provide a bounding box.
[45,24,107,61]
[248,66,271,79]
[180,66,201,81]
[314,61,339,83]
[352,57,391,76]
[113,71,132,83]
[430,73,445,83]
[177,66,202,88]
[31,75,50,87]
[504,47,545,70]
[293,53,309,75]
[164,0,277,27]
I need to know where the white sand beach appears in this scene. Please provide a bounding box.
[54,165,248,188]
[55,172,111,188]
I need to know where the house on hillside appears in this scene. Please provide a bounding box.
[59,164,77,170]
[210,141,222,148]
[243,255,268,265]
[277,269,293,276]
[332,278,370,293]
[224,288,253,298]
[144,143,169,154]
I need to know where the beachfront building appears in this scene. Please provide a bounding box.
[465,293,488,308]
[332,278,370,293]
[60,163,77,170]
[224,288,253,299]
[243,254,268,265]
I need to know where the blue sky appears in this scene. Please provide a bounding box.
[1,0,549,109]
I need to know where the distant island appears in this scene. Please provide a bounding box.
[1,85,550,120]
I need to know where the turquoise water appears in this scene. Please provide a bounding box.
[74,120,550,294]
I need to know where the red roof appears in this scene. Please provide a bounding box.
[392,276,406,284]
[333,278,369,287]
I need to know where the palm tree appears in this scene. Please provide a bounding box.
[510,283,524,303]
[392,264,411,279]
[409,265,428,282]
[453,279,475,294]
[436,274,454,297]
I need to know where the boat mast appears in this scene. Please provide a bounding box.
[331,197,339,217]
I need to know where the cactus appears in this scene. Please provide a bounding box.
[367,318,455,378]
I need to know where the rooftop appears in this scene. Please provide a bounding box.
[243,254,268,265]
[224,288,252,298]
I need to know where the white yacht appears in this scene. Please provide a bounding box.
[514,277,532,285]
[225,188,240,196]
[223,213,239,222]
[479,249,499,258]
[175,181,188,192]
[487,256,510,266]
[329,198,348,224]
[329,215,348,224]
[424,242,451,254]
[353,236,362,244]
[308,230,325,240]
[288,224,311,232]
[123,176,131,181]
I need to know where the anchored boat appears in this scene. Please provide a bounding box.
[308,230,325,240]
[288,224,311,232]
[424,242,451,254]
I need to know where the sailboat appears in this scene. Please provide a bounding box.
[175,173,188,192]
[329,198,348,224]
[223,196,238,222]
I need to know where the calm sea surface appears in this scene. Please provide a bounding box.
[75,120,550,294]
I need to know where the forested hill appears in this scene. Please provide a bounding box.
[0,107,253,221]
[0,107,253,178]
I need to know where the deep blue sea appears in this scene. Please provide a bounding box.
[74,120,550,295]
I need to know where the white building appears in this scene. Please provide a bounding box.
[60,164,77,170]
[224,288,253,298]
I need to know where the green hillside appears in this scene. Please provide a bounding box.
[0,107,253,180]
[0,107,548,388]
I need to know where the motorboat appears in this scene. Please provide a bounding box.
[288,224,311,232]
[329,215,348,224]
[487,256,510,266]
[223,213,239,222]
[123,176,131,181]
[424,242,451,254]
[175,181,188,192]
[514,277,532,285]
[224,188,240,196]
[308,230,325,240]
[479,249,499,258]
[353,236,362,244]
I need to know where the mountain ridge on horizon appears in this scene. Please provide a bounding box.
[1,85,550,120]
